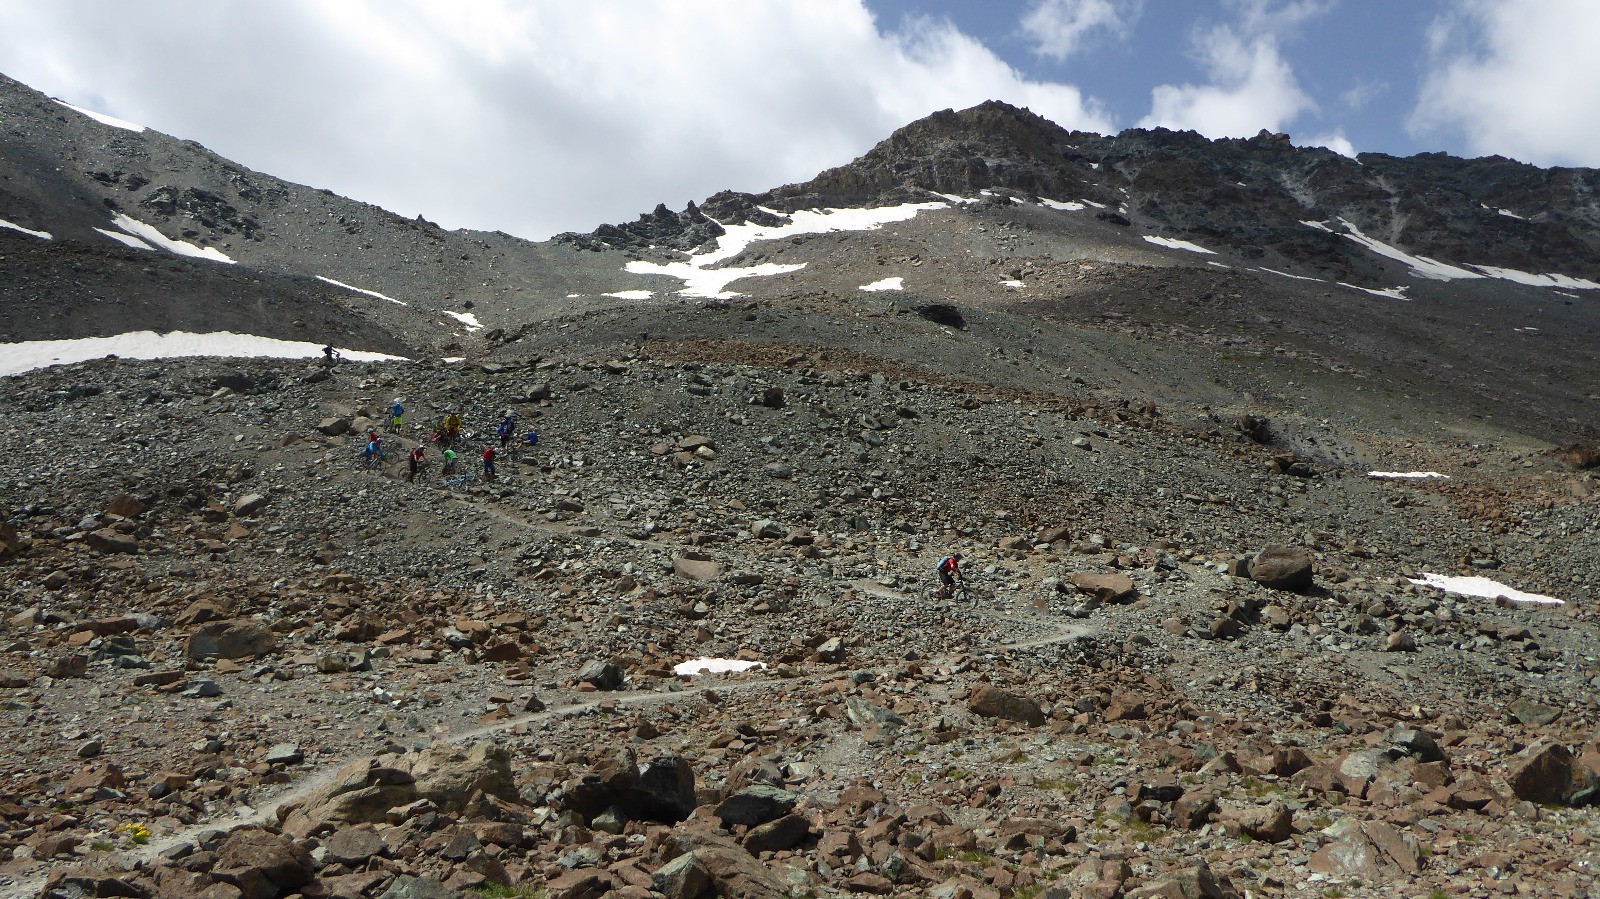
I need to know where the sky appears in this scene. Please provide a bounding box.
[1,0,1598,241]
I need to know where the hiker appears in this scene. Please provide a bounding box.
[390,399,405,431]
[497,413,517,449]
[523,428,540,448]
[935,553,964,599]
[441,447,459,476]
[444,411,463,445]
[407,445,425,482]
[482,445,497,480]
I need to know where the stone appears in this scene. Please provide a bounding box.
[409,741,518,811]
[815,637,844,663]
[673,556,723,582]
[577,660,623,690]
[1249,544,1314,591]
[265,743,303,765]
[1510,700,1563,727]
[1070,572,1137,602]
[185,619,278,660]
[379,875,462,899]
[233,493,268,517]
[85,527,139,554]
[317,417,352,436]
[323,826,387,865]
[744,813,811,853]
[104,494,145,518]
[968,685,1045,726]
[1507,741,1590,805]
[714,785,799,827]
[546,869,614,899]
[1384,629,1416,652]
[1226,802,1292,843]
[1307,820,1385,879]
[211,827,314,899]
[1386,725,1445,763]
[653,852,713,899]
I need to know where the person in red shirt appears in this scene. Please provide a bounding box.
[407,446,426,483]
[482,445,497,480]
[936,553,964,599]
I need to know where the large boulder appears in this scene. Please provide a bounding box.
[1249,544,1314,591]
[185,619,278,660]
[408,741,517,811]
[211,827,314,899]
[1507,741,1595,805]
[967,685,1045,726]
[714,785,799,828]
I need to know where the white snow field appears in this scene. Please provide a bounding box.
[106,213,235,263]
[625,202,946,298]
[316,276,408,306]
[1339,282,1410,300]
[0,331,405,378]
[1368,471,1449,479]
[52,99,146,133]
[1409,573,1562,606]
[603,290,654,300]
[859,277,903,292]
[1143,236,1216,255]
[672,658,768,677]
[0,218,51,240]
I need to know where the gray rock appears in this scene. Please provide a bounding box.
[577,660,623,690]
[265,743,304,765]
[380,875,462,899]
[654,852,713,899]
[233,493,268,517]
[714,785,799,828]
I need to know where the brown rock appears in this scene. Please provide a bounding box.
[1249,544,1314,591]
[967,685,1045,726]
[546,869,614,899]
[1507,741,1590,805]
[744,813,811,853]
[1070,572,1137,602]
[185,619,277,660]
[105,494,145,518]
[673,555,723,582]
[85,527,139,554]
[211,827,313,899]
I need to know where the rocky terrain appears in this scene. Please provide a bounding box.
[1,344,1598,899]
[4,68,1600,899]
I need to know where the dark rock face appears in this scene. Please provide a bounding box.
[565,100,1600,283]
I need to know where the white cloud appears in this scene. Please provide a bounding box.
[1021,0,1141,61]
[1139,24,1313,137]
[1301,131,1356,157]
[0,0,1114,241]
[1411,0,1600,166]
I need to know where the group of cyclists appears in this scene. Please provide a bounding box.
[360,398,539,486]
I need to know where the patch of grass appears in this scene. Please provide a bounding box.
[1428,890,1448,899]
[1323,888,1347,899]
[1310,814,1334,829]
[470,885,545,899]
[1035,777,1077,795]
[945,767,971,781]
[935,847,994,865]
[1120,818,1163,842]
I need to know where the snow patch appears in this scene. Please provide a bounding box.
[0,331,404,377]
[1368,471,1448,479]
[1300,220,1334,233]
[1467,265,1600,290]
[1484,204,1526,220]
[316,276,408,306]
[859,277,903,292]
[935,193,981,205]
[1339,282,1410,300]
[1000,279,1024,289]
[0,218,51,240]
[52,99,146,133]
[110,213,234,263]
[95,228,155,250]
[624,203,945,299]
[1206,261,1231,269]
[1339,220,1480,281]
[1409,573,1562,606]
[1258,267,1321,282]
[1041,199,1085,211]
[442,311,482,331]
[673,658,768,677]
[1143,235,1216,255]
[603,290,654,300]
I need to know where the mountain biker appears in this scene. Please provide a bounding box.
[321,345,336,369]
[390,399,405,431]
[361,435,386,468]
[523,428,540,448]
[936,553,964,599]
[407,445,425,482]
[496,414,515,449]
[444,412,462,446]
[441,447,459,476]
[483,445,497,480]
